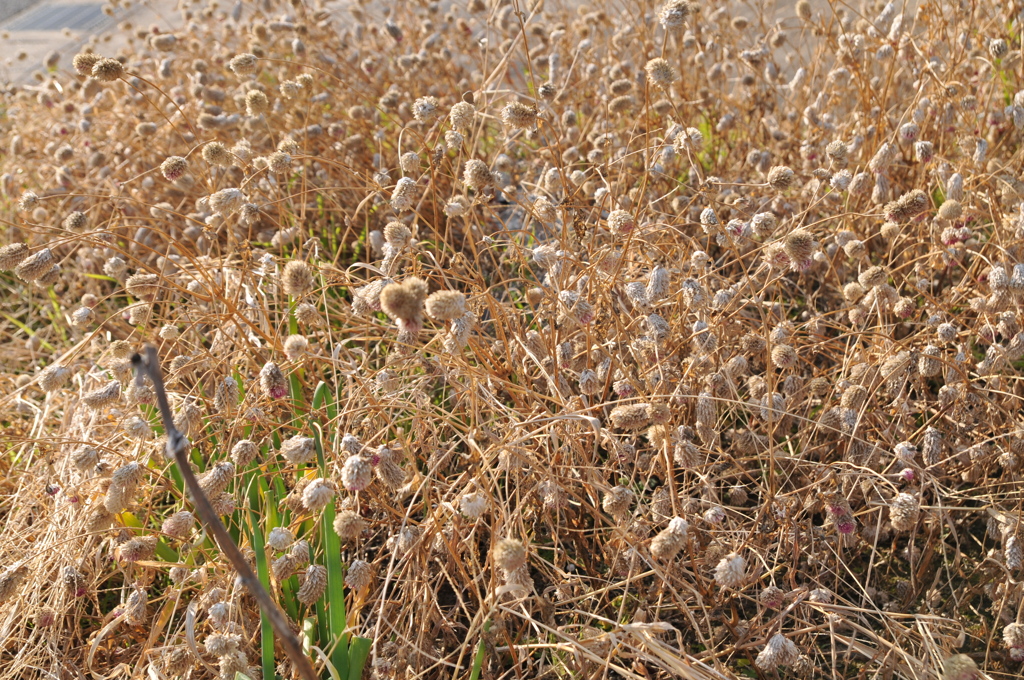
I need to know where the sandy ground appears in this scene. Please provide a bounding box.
[0,0,39,25]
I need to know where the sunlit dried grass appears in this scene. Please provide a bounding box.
[0,0,1023,678]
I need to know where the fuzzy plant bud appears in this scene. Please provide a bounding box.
[0,243,29,270]
[755,634,800,670]
[302,479,337,512]
[297,564,327,605]
[941,655,978,680]
[380,277,428,333]
[15,248,54,282]
[501,101,537,130]
[767,165,795,191]
[91,57,124,82]
[345,560,373,592]
[341,455,373,491]
[425,290,466,321]
[280,435,315,465]
[715,553,746,588]
[259,361,287,400]
[282,260,314,297]
[462,159,492,190]
[889,492,920,531]
[650,517,689,561]
[162,511,195,539]
[493,538,527,574]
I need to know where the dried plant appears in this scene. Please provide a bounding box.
[1,0,1024,678]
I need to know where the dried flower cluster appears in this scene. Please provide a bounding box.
[0,0,1023,678]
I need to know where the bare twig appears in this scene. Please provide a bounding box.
[131,345,318,680]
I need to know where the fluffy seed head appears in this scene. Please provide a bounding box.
[345,559,373,591]
[259,361,287,400]
[659,0,693,28]
[941,655,978,680]
[228,53,258,77]
[767,165,796,190]
[715,553,746,588]
[341,456,373,491]
[462,159,492,190]
[297,564,327,605]
[91,58,124,81]
[15,248,54,282]
[160,156,188,181]
[0,243,29,270]
[645,58,677,87]
[73,52,100,75]
[280,435,315,464]
[501,101,537,129]
[302,479,336,512]
[380,277,428,332]
[424,290,467,321]
[282,260,314,297]
[493,538,527,573]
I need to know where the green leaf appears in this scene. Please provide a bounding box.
[247,479,276,680]
[347,636,372,680]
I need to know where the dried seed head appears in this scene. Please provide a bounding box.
[72,52,100,75]
[0,243,29,270]
[609,403,651,430]
[755,633,800,670]
[341,455,373,491]
[889,492,920,531]
[659,0,693,28]
[858,266,888,288]
[228,440,258,470]
[767,165,796,191]
[294,302,324,327]
[493,538,527,573]
[783,229,815,265]
[602,485,635,520]
[650,517,689,561]
[345,559,373,591]
[771,344,798,369]
[459,491,488,519]
[375,446,406,489]
[425,290,467,321]
[607,209,635,235]
[501,101,537,129]
[39,364,71,392]
[449,101,475,130]
[228,53,258,77]
[91,57,124,81]
[412,95,439,122]
[280,435,315,465]
[245,89,269,116]
[208,188,246,215]
[284,334,309,361]
[267,527,295,551]
[282,260,314,297]
[259,361,287,400]
[645,57,678,87]
[332,510,366,540]
[63,211,87,231]
[462,159,492,190]
[941,654,978,680]
[715,553,746,588]
[83,381,121,409]
[390,177,417,212]
[380,277,428,333]
[161,510,195,539]
[302,479,337,512]
[297,564,328,605]
[15,248,55,282]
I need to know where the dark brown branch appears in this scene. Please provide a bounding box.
[131,345,318,680]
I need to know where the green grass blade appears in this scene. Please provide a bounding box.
[247,479,276,680]
[346,636,371,680]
